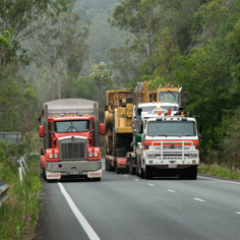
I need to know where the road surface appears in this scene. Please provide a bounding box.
[33,160,240,240]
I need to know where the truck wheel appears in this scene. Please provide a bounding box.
[136,164,140,177]
[140,168,145,179]
[92,178,101,182]
[179,171,186,179]
[105,158,109,171]
[187,166,197,180]
[42,168,46,180]
[129,156,136,175]
[144,166,152,180]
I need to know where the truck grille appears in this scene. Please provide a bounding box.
[59,137,87,160]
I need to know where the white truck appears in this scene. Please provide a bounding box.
[136,114,199,179]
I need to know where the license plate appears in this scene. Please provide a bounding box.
[46,171,61,179]
[70,170,78,175]
[168,164,177,168]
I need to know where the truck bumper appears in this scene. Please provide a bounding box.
[45,161,102,179]
[146,164,198,169]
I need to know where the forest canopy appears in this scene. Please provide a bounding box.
[1,0,240,153]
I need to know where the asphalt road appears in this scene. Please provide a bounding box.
[33,160,240,240]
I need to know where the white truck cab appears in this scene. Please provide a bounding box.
[137,115,199,180]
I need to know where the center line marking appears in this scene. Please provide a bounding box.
[124,175,128,177]
[236,212,240,215]
[194,198,205,202]
[148,184,155,186]
[167,189,176,193]
[135,179,140,181]
[58,183,101,240]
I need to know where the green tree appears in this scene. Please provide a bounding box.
[31,7,89,100]
[90,62,114,108]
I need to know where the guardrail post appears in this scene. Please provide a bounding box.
[17,159,26,175]
[0,184,10,209]
[18,167,23,185]
[21,156,29,171]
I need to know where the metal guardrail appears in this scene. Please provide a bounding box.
[0,183,9,209]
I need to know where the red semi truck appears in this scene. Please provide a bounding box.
[39,99,105,181]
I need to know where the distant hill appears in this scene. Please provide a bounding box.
[75,0,127,75]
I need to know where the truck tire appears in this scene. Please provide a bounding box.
[140,168,145,179]
[42,168,46,180]
[144,166,152,180]
[105,158,109,171]
[92,178,101,182]
[129,156,136,175]
[187,166,197,180]
[115,162,120,174]
[179,170,186,179]
[136,167,139,177]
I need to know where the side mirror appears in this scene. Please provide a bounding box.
[39,125,45,137]
[99,123,105,135]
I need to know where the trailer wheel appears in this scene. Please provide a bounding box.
[129,156,136,175]
[144,166,152,180]
[115,164,120,174]
[105,158,109,171]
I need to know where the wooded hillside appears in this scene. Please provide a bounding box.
[1,0,240,154]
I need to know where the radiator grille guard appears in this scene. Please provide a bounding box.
[59,136,87,160]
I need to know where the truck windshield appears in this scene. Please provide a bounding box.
[54,120,89,133]
[159,92,179,104]
[148,121,196,137]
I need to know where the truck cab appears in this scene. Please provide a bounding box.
[137,115,199,180]
[39,99,105,181]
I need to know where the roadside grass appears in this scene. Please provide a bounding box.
[0,155,41,240]
[198,163,240,180]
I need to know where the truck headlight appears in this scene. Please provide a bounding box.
[94,152,98,157]
[88,152,93,157]
[54,153,58,159]
[48,153,53,159]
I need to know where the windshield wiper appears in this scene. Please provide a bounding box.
[64,126,72,133]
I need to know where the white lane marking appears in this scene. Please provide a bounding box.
[236,212,240,215]
[167,189,176,193]
[198,176,240,185]
[58,183,101,240]
[124,175,128,177]
[194,198,205,202]
[135,179,140,181]
[148,184,155,186]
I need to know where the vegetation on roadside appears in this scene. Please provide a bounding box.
[0,144,41,240]
[198,163,240,180]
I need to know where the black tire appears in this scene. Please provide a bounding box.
[92,178,101,182]
[105,158,109,171]
[136,166,139,177]
[140,168,145,179]
[129,156,136,175]
[144,166,152,180]
[179,170,187,179]
[42,167,46,180]
[187,166,197,180]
